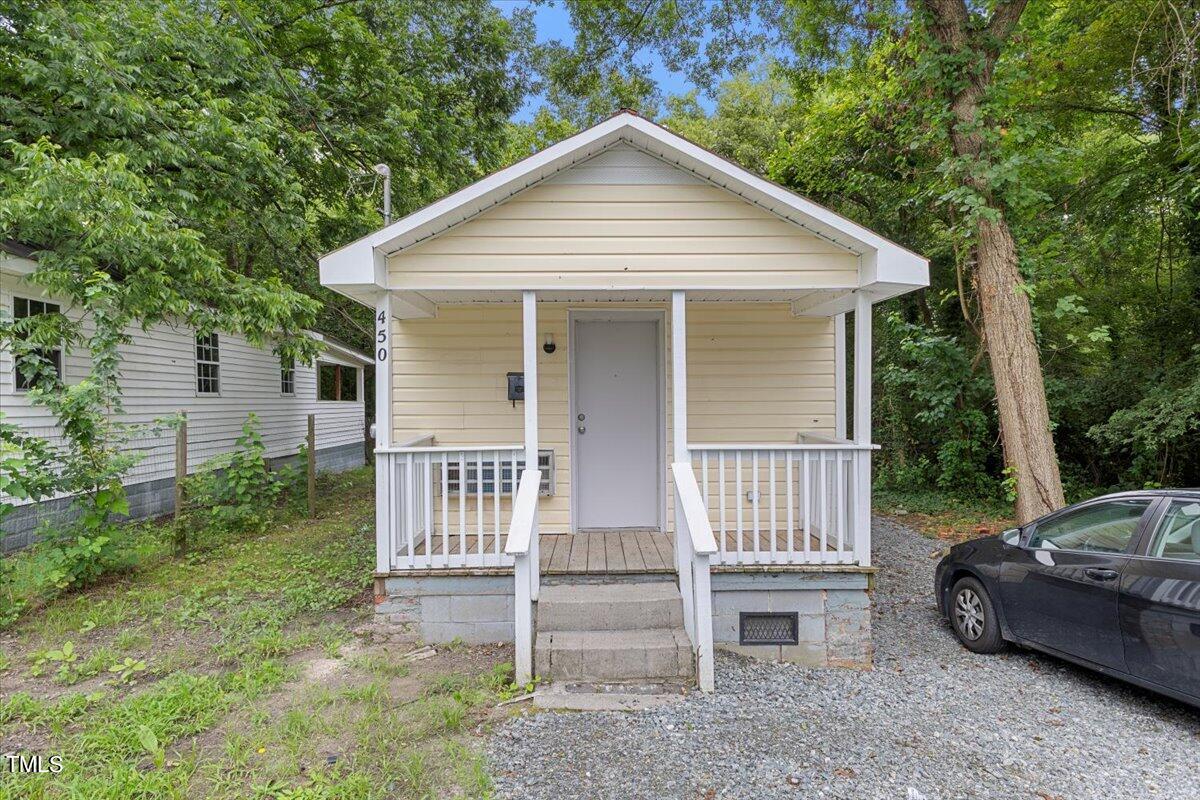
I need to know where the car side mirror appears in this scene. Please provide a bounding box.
[999,527,1021,546]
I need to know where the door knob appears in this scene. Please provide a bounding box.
[577,413,585,421]
[577,425,586,434]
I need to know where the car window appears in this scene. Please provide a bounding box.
[1147,500,1200,562]
[1028,499,1151,553]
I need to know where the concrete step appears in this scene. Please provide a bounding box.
[536,581,683,632]
[534,628,695,682]
[534,681,688,711]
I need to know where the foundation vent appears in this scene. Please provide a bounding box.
[739,612,799,646]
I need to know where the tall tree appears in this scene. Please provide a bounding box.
[0,0,532,526]
[916,0,1066,521]
[0,0,531,353]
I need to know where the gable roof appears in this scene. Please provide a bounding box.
[319,111,928,305]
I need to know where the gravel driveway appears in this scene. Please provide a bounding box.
[487,517,1200,799]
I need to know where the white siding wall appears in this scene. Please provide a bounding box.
[0,272,366,503]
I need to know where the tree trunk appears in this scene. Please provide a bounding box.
[975,216,1066,522]
[922,0,1065,522]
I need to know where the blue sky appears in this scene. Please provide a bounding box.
[493,0,715,121]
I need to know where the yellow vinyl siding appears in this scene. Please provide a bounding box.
[387,183,859,291]
[390,303,834,533]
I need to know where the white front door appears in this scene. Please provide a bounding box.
[572,318,661,530]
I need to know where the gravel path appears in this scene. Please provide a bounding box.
[487,517,1200,799]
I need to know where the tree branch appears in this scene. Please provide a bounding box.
[986,0,1028,43]
[919,0,970,48]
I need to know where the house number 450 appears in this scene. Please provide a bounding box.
[376,310,388,362]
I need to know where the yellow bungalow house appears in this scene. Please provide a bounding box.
[319,111,929,694]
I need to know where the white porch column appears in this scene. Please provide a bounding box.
[671,291,688,464]
[671,290,688,575]
[834,313,847,440]
[853,292,872,567]
[374,291,393,574]
[522,291,539,601]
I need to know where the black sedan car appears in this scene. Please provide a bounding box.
[936,490,1200,707]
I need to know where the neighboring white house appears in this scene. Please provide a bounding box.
[1,242,373,552]
[321,111,930,695]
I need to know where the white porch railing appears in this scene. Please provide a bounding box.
[375,443,525,571]
[689,442,875,567]
[672,462,718,692]
[505,468,542,685]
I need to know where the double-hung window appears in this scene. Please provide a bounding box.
[12,296,63,390]
[196,333,220,394]
[280,356,295,395]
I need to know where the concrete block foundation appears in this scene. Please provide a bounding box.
[374,569,874,670]
[710,571,873,668]
[375,575,515,644]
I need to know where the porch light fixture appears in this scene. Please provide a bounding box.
[542,333,556,354]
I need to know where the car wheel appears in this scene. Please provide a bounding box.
[949,576,1004,654]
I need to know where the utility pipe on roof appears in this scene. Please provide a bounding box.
[373,163,391,225]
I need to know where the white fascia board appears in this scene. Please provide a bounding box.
[324,283,380,309]
[791,292,857,317]
[307,332,372,366]
[0,253,37,277]
[391,291,436,319]
[790,280,927,316]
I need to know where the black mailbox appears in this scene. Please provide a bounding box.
[506,372,525,402]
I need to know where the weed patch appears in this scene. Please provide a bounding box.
[0,467,513,798]
[876,489,1016,542]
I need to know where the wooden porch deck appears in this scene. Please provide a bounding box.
[409,528,839,576]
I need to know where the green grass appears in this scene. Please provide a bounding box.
[0,467,513,799]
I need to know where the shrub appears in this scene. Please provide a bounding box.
[176,414,294,550]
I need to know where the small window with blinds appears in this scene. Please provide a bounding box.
[444,450,554,497]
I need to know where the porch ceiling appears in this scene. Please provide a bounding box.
[413,288,846,305]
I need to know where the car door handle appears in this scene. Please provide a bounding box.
[1084,567,1120,582]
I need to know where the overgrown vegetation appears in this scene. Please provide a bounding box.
[0,467,515,799]
[875,489,1016,544]
[176,414,301,553]
[0,413,300,626]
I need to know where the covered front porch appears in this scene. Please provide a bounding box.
[370,287,880,689]
[372,288,878,561]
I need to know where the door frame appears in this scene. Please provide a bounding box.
[567,308,667,533]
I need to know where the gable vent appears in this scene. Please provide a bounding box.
[546,143,704,186]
